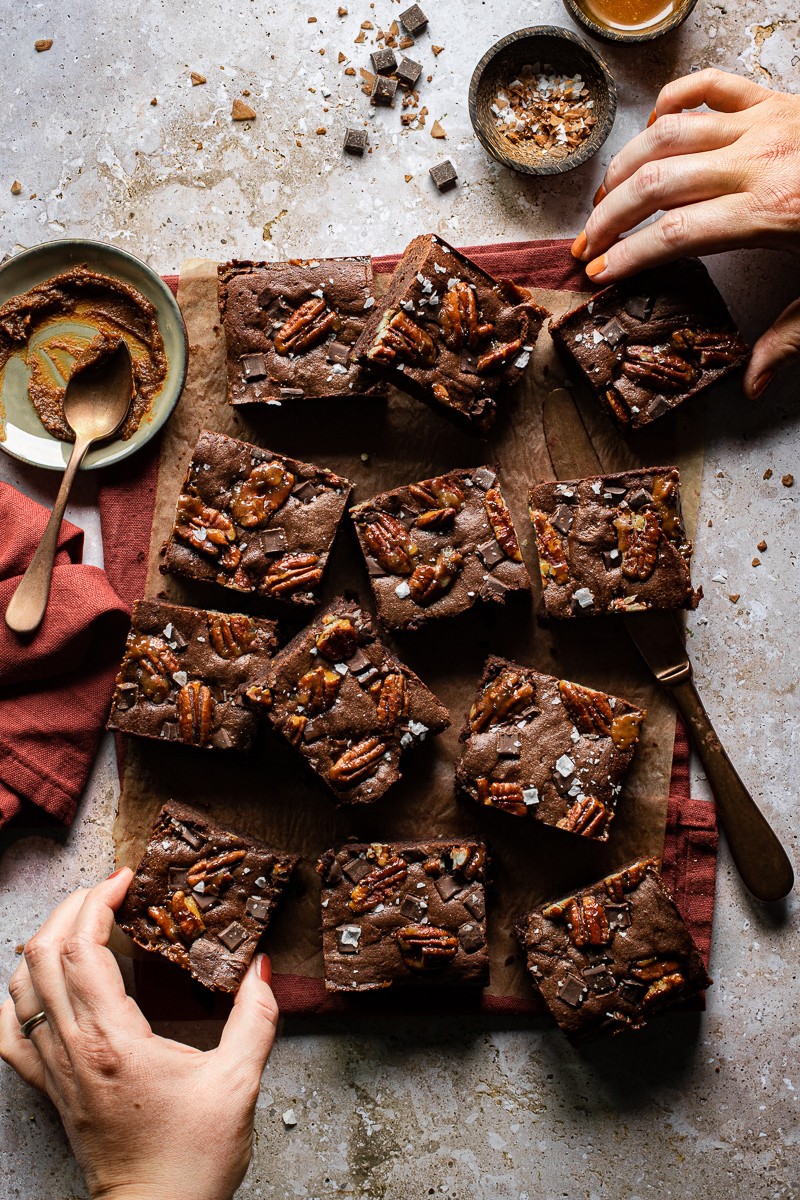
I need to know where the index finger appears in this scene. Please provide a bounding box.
[653,68,770,119]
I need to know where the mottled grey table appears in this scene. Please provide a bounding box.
[1,2,798,1197]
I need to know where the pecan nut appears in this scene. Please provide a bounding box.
[127,634,181,703]
[261,552,322,597]
[297,665,342,714]
[564,894,612,947]
[476,337,523,374]
[408,546,462,605]
[274,297,340,355]
[484,487,522,561]
[603,386,631,426]
[147,905,181,943]
[329,736,387,787]
[348,856,409,913]
[174,494,241,572]
[373,672,408,730]
[476,777,528,817]
[614,509,661,581]
[530,511,570,586]
[604,859,654,900]
[359,511,418,575]
[651,471,689,553]
[231,461,294,528]
[414,507,457,529]
[631,957,686,1006]
[285,713,307,744]
[170,890,206,940]
[469,666,535,733]
[371,310,437,367]
[450,844,485,880]
[670,326,746,367]
[408,474,465,512]
[610,710,643,752]
[396,924,459,971]
[556,795,612,839]
[621,344,698,392]
[316,616,359,660]
[208,613,257,659]
[438,281,493,351]
[557,680,613,737]
[176,681,215,746]
[186,848,247,892]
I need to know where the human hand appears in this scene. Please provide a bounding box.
[572,68,800,398]
[0,869,278,1200]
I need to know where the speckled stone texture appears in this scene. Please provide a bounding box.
[1,1,799,1197]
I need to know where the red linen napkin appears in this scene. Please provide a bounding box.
[0,483,130,829]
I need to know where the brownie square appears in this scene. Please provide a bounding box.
[355,233,550,434]
[219,257,384,405]
[317,839,489,992]
[107,600,278,752]
[516,858,712,1041]
[528,466,700,618]
[116,801,299,993]
[160,430,352,608]
[550,259,748,429]
[456,656,645,841]
[350,466,530,631]
[246,599,450,805]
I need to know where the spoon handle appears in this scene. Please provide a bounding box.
[5,435,92,637]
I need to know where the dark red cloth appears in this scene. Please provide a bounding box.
[99,253,717,1016]
[0,483,129,828]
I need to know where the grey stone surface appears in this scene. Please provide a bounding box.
[1,1,799,1197]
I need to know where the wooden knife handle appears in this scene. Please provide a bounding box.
[670,677,794,902]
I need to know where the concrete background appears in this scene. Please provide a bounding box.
[1,1,798,1197]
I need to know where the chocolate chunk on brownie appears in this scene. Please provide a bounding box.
[550,259,748,428]
[528,466,701,618]
[219,257,384,404]
[317,839,489,992]
[350,467,530,631]
[456,656,645,841]
[160,430,351,608]
[354,233,549,434]
[516,858,712,1041]
[116,801,298,993]
[246,599,449,805]
[107,600,279,751]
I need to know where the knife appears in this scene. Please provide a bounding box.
[541,387,793,903]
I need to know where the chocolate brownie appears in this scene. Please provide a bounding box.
[160,430,352,608]
[355,233,550,434]
[317,839,489,992]
[456,656,645,841]
[116,801,298,993]
[550,259,748,428]
[516,858,712,1041]
[246,599,450,805]
[107,600,278,751]
[219,257,384,404]
[528,466,701,618]
[350,467,530,631]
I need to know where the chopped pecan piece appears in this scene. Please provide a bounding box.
[451,844,485,880]
[651,472,687,549]
[396,924,459,970]
[374,672,408,729]
[484,487,522,561]
[530,511,570,585]
[631,957,686,1005]
[273,296,340,355]
[127,634,181,703]
[285,713,308,744]
[414,507,457,529]
[670,326,746,367]
[564,894,612,947]
[468,666,535,733]
[556,796,611,839]
[174,494,241,571]
[359,511,418,575]
[408,546,462,605]
[604,859,654,900]
[187,849,247,891]
[476,337,523,374]
[557,680,613,737]
[621,344,699,392]
[231,461,294,528]
[329,736,387,787]
[245,683,272,709]
[476,777,527,817]
[348,856,408,913]
[438,281,493,350]
[207,613,257,659]
[316,616,359,660]
[262,552,322,597]
[610,710,643,752]
[603,386,631,425]
[422,855,444,877]
[297,666,342,714]
[371,310,437,366]
[176,681,215,746]
[615,509,661,581]
[147,905,181,943]
[170,890,206,940]
[408,473,466,512]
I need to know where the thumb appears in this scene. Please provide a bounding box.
[744,296,800,399]
[216,954,279,1079]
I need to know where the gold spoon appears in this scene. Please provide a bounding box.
[5,339,134,637]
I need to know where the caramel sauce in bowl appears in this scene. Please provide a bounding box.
[563,0,698,42]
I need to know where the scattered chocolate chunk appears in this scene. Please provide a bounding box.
[326,341,352,365]
[246,896,271,921]
[496,730,521,758]
[627,488,651,511]
[343,856,373,883]
[623,295,653,322]
[399,4,428,35]
[429,159,457,191]
[598,317,625,347]
[218,921,248,952]
[472,467,497,491]
[557,973,588,1007]
[396,56,422,88]
[371,47,397,75]
[435,874,461,902]
[400,894,428,920]
[371,74,398,106]
[550,503,574,535]
[459,922,485,953]
[241,353,268,381]
[343,126,368,156]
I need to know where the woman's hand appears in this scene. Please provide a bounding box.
[0,870,278,1200]
[572,68,800,398]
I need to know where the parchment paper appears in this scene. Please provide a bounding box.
[114,258,705,1004]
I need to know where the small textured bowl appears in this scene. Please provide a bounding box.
[562,0,698,44]
[468,26,617,177]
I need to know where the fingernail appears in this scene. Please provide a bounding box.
[257,954,272,985]
[751,371,774,399]
[585,254,607,280]
[106,868,126,880]
[571,230,587,259]
[593,183,606,207]
[647,108,657,127]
